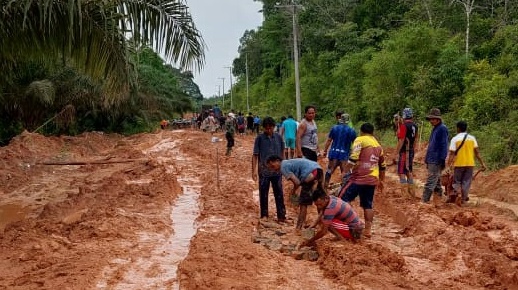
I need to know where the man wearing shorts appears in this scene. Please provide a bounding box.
[340,123,386,238]
[300,187,364,246]
[394,108,418,197]
[279,115,298,159]
[323,111,357,189]
[266,156,323,230]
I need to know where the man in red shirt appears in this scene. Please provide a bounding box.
[300,187,364,246]
[395,108,418,197]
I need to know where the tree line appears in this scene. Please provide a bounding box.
[0,0,205,145]
[227,0,518,168]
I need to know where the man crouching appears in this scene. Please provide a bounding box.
[300,187,364,247]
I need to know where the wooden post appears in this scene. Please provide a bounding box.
[216,148,220,190]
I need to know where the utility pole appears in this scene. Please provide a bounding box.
[245,53,250,113]
[224,66,233,110]
[276,1,302,121]
[218,77,225,109]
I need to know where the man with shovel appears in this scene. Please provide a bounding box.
[447,121,486,205]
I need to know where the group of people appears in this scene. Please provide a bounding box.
[391,107,486,206]
[252,105,385,246]
[252,105,487,247]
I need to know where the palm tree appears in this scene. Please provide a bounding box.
[0,0,205,102]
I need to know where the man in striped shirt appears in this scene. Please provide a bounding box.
[300,187,364,247]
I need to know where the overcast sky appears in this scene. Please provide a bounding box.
[186,0,263,98]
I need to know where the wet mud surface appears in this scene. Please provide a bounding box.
[0,130,517,289]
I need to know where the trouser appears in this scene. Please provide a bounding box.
[422,163,443,202]
[453,166,474,201]
[259,175,286,220]
[301,147,318,162]
[225,132,234,148]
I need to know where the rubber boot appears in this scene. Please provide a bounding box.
[364,221,372,238]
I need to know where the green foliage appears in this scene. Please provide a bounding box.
[230,0,518,169]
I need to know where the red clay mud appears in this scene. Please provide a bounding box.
[0,130,517,289]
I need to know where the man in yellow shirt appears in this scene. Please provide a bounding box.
[340,123,386,238]
[447,121,486,205]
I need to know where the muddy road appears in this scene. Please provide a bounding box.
[0,130,517,289]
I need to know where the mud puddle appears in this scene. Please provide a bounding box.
[97,137,201,289]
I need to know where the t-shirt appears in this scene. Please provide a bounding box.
[280,158,321,184]
[397,120,418,152]
[253,133,284,176]
[282,118,298,140]
[246,116,254,128]
[225,119,236,134]
[322,196,363,229]
[328,124,357,161]
[236,116,245,125]
[349,135,386,186]
[449,132,478,167]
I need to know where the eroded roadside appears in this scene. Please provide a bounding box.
[1,130,517,289]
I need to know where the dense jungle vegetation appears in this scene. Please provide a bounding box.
[0,0,204,145]
[226,0,518,168]
[2,0,517,168]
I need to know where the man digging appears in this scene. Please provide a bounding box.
[300,187,364,247]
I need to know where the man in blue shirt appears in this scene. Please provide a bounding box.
[279,115,298,159]
[423,108,449,205]
[253,115,261,135]
[322,112,357,189]
[267,156,323,230]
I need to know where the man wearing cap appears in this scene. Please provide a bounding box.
[322,110,357,189]
[224,113,237,156]
[395,108,418,197]
[422,108,449,205]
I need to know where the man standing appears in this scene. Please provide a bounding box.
[225,113,237,156]
[447,121,486,205]
[202,110,219,134]
[253,115,261,135]
[266,156,323,230]
[296,105,319,161]
[252,117,286,222]
[246,112,255,135]
[300,187,364,246]
[395,108,418,197]
[279,115,298,159]
[422,108,449,205]
[323,112,357,189]
[236,112,246,135]
[340,123,386,238]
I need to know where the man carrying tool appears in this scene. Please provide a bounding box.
[447,121,486,205]
[322,111,356,189]
[395,108,418,198]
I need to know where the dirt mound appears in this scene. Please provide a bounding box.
[0,131,181,289]
[471,165,518,204]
